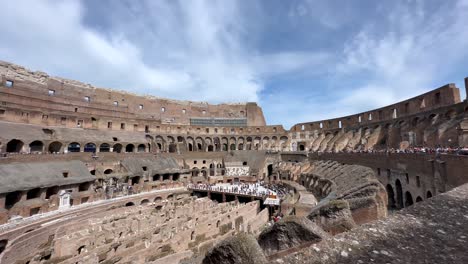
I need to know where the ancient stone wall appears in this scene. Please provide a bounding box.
[0,194,267,264]
[309,152,468,210]
[0,61,267,128]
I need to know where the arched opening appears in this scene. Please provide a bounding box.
[29,140,44,153]
[113,143,123,153]
[5,191,22,209]
[48,141,62,153]
[197,143,203,151]
[173,173,180,181]
[163,174,171,181]
[191,231,195,240]
[154,197,162,203]
[238,144,243,150]
[84,143,96,153]
[230,144,236,150]
[26,188,41,199]
[153,174,161,181]
[99,143,110,152]
[426,191,433,199]
[416,196,423,203]
[6,139,24,153]
[45,186,59,199]
[125,144,135,153]
[137,144,146,152]
[125,202,135,207]
[90,169,95,175]
[78,245,86,255]
[104,169,113,175]
[79,182,90,192]
[141,199,150,205]
[0,239,8,255]
[267,164,273,177]
[223,144,228,151]
[68,142,81,153]
[405,191,414,207]
[188,143,193,151]
[207,145,214,152]
[299,144,305,151]
[131,176,140,185]
[386,184,396,209]
[395,179,403,209]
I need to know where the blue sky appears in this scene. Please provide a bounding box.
[1,0,468,129]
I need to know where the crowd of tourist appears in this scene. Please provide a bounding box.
[187,181,289,199]
[315,146,468,155]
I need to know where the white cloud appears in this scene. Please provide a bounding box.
[333,0,468,114]
[1,0,467,128]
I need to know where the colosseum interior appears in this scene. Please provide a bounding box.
[0,60,467,264]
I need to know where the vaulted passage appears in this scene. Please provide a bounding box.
[405,191,414,207]
[395,179,403,209]
[7,139,24,153]
[29,140,44,152]
[386,184,396,209]
[48,141,62,153]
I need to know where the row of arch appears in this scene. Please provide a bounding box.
[299,105,467,132]
[154,135,290,153]
[3,139,150,154]
[386,179,433,209]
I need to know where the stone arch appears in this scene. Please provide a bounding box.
[125,144,135,153]
[262,136,270,148]
[68,142,81,153]
[113,143,123,153]
[195,137,205,151]
[153,174,161,181]
[155,136,166,151]
[0,239,8,255]
[173,173,180,181]
[5,191,22,209]
[131,176,141,185]
[141,199,150,205]
[246,137,253,150]
[213,137,221,151]
[280,136,288,150]
[395,179,403,209]
[137,144,146,152]
[48,141,62,153]
[84,143,96,153]
[29,140,44,153]
[99,143,110,152]
[426,190,433,198]
[104,169,113,175]
[207,145,214,151]
[405,191,414,207]
[154,196,162,203]
[416,196,423,203]
[386,184,396,209]
[125,202,135,207]
[6,139,24,153]
[192,167,199,177]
